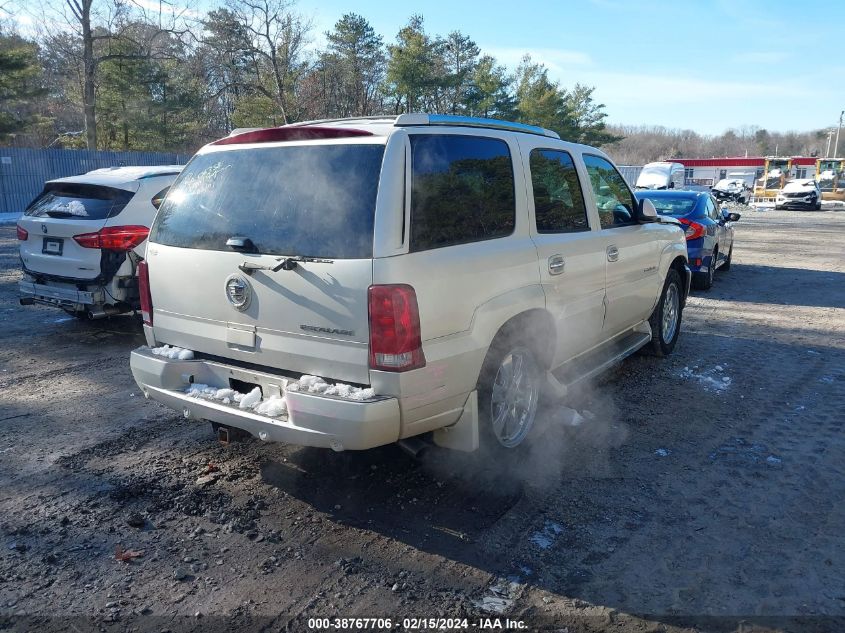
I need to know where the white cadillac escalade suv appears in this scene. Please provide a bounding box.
[130,114,690,453]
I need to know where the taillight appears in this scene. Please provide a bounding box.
[138,260,153,326]
[16,225,28,241]
[678,218,705,241]
[368,284,425,372]
[73,225,149,251]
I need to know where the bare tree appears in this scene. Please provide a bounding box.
[226,0,310,125]
[20,0,193,149]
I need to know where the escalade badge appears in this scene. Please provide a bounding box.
[224,274,252,311]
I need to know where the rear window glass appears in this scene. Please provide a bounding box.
[410,135,515,251]
[637,195,697,216]
[151,144,385,259]
[25,183,134,220]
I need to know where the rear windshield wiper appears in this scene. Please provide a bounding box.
[238,255,334,275]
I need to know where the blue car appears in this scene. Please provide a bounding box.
[635,190,740,291]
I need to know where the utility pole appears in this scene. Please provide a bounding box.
[834,110,844,158]
[827,130,835,157]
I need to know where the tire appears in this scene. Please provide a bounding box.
[721,244,732,271]
[816,201,822,211]
[646,269,683,357]
[477,339,542,451]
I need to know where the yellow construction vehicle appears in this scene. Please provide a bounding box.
[816,158,845,201]
[754,157,792,198]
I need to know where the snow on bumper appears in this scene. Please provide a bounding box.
[129,347,400,451]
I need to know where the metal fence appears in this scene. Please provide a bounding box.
[0,147,190,214]
[618,165,643,188]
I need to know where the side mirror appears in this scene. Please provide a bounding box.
[638,198,658,222]
[723,211,741,222]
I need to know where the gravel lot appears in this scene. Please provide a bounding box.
[1,209,844,633]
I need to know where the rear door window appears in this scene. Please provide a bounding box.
[529,149,589,233]
[409,134,515,251]
[25,183,134,220]
[151,144,385,259]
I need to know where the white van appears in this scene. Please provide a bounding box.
[130,115,689,454]
[635,162,686,190]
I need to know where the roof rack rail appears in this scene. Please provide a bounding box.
[286,115,398,127]
[394,113,560,139]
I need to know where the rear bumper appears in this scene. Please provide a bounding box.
[685,246,712,272]
[130,347,401,451]
[19,280,101,310]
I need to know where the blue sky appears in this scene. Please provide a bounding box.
[297,0,844,135]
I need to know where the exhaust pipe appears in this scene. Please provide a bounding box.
[398,437,430,458]
[87,305,123,320]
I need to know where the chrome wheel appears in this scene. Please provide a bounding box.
[489,347,539,448]
[661,282,680,343]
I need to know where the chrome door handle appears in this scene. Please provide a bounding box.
[606,245,619,262]
[548,255,565,275]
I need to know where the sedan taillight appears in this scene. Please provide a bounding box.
[16,225,28,241]
[678,218,706,241]
[73,225,149,251]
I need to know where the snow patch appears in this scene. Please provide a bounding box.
[680,365,732,391]
[474,578,522,614]
[151,345,194,360]
[655,448,669,457]
[184,373,376,418]
[292,375,374,401]
[529,521,563,550]
[255,395,287,417]
[49,199,88,216]
[238,387,261,410]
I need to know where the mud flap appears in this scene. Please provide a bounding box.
[432,390,479,452]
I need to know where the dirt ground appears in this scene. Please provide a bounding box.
[1,209,844,633]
